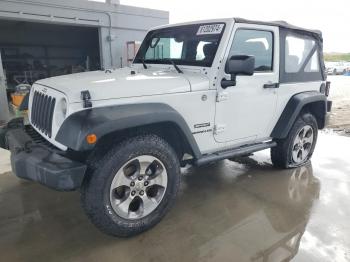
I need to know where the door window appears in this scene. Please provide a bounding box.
[229,29,273,72]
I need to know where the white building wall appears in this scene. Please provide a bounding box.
[0,0,169,68]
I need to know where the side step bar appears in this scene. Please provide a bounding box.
[195,141,277,166]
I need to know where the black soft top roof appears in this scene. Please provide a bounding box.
[234,18,322,40]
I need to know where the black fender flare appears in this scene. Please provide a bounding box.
[271,91,327,139]
[55,103,201,158]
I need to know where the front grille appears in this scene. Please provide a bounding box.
[25,125,57,150]
[31,91,56,138]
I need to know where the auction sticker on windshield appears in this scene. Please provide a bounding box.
[197,24,224,35]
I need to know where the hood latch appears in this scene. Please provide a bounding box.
[81,90,92,108]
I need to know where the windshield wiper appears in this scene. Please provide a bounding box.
[141,58,148,69]
[164,59,183,74]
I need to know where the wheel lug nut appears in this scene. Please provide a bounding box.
[131,191,136,196]
[130,181,135,187]
[138,176,143,181]
[144,181,149,186]
[139,190,144,196]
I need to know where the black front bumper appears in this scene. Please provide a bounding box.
[1,118,87,191]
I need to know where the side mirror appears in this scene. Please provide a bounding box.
[221,55,255,88]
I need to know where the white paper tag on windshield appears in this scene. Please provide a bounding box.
[197,24,224,35]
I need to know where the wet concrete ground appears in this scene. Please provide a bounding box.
[0,132,349,262]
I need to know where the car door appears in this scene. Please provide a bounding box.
[214,24,279,144]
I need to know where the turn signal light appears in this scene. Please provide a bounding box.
[86,134,97,144]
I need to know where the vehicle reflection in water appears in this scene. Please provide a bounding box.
[179,159,320,262]
[0,158,320,262]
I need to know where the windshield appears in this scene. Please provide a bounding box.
[134,23,226,67]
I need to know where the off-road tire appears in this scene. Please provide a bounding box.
[81,134,180,237]
[271,113,318,169]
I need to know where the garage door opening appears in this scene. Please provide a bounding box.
[0,20,100,120]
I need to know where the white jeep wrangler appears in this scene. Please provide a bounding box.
[0,18,332,237]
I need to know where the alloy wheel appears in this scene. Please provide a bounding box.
[109,155,168,220]
[291,125,314,164]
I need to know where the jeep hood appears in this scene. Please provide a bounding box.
[35,68,208,103]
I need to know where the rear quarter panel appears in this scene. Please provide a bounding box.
[271,81,323,134]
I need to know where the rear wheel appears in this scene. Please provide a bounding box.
[271,113,318,168]
[81,134,180,237]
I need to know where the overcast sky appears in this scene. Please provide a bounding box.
[98,0,348,53]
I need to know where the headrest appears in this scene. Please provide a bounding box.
[203,43,217,57]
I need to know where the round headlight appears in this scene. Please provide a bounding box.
[60,98,67,117]
[55,98,68,127]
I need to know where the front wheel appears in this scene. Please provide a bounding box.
[81,134,180,237]
[271,113,318,169]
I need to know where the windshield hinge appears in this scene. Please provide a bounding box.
[216,91,228,102]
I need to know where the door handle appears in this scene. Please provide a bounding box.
[263,82,279,89]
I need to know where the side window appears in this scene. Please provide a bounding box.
[305,51,319,72]
[229,29,273,72]
[280,30,324,83]
[285,35,318,73]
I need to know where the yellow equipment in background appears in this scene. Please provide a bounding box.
[11,92,27,107]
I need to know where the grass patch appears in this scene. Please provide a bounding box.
[324,53,350,62]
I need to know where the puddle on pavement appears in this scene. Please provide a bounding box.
[0,159,320,262]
